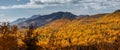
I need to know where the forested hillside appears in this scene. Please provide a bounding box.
[34,10,120,50]
[0,10,120,50]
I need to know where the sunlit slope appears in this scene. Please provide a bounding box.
[33,10,120,48]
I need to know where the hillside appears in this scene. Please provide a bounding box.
[0,10,120,50]
[33,10,120,49]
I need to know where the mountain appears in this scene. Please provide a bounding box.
[34,10,120,49]
[11,18,27,25]
[12,11,108,28]
[17,12,77,28]
[11,15,41,25]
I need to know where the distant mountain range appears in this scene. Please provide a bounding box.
[11,12,77,28]
[11,11,111,28]
[11,14,41,25]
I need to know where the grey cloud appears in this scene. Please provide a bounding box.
[0,0,120,10]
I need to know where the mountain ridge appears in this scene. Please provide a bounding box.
[16,11,77,28]
[11,10,119,28]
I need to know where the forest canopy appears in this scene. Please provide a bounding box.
[0,10,120,50]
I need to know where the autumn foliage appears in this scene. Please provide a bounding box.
[0,10,120,50]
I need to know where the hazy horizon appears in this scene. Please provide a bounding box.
[0,0,120,22]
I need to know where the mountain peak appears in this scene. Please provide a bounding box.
[16,11,77,28]
[49,11,77,19]
[51,11,74,15]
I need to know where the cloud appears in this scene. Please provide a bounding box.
[0,14,5,17]
[0,0,120,10]
[35,0,79,4]
[0,4,45,9]
[0,0,46,9]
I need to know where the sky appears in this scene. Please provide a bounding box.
[0,0,120,22]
